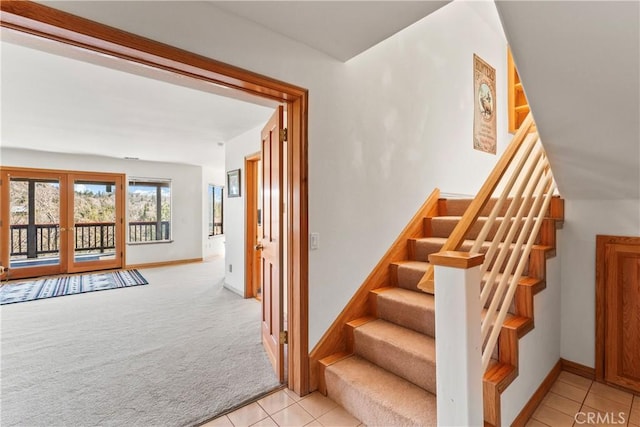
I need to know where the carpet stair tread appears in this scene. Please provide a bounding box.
[390,260,430,291]
[410,237,526,273]
[374,287,435,337]
[354,318,436,393]
[442,198,536,217]
[429,216,535,242]
[325,355,437,427]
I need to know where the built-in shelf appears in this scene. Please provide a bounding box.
[508,48,530,133]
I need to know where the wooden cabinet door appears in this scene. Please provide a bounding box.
[596,235,640,393]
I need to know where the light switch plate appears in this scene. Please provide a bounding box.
[310,232,319,250]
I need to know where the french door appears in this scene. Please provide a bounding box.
[1,168,125,279]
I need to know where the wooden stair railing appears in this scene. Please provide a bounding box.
[417,112,536,293]
[426,111,561,425]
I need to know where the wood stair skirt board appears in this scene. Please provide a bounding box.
[309,191,564,427]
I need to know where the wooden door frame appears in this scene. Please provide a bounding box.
[245,152,261,299]
[66,172,125,274]
[595,234,640,383]
[0,1,309,395]
[0,166,126,278]
[0,167,69,279]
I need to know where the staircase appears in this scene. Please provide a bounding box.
[314,194,563,426]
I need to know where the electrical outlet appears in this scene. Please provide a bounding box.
[228,264,232,273]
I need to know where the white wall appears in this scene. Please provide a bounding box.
[202,165,225,259]
[559,199,640,367]
[36,0,511,347]
[223,125,262,296]
[501,255,562,425]
[1,147,204,266]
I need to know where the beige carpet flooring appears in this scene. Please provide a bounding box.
[0,258,280,426]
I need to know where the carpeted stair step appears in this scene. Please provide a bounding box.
[325,355,437,427]
[390,260,429,291]
[373,287,435,337]
[409,237,527,274]
[428,216,537,243]
[353,319,436,394]
[441,198,536,217]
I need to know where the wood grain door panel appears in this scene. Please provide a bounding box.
[597,236,640,393]
[260,106,285,383]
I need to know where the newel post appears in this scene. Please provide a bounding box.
[429,251,485,427]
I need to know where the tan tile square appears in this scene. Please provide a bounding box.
[633,395,640,412]
[202,415,234,427]
[578,405,629,426]
[284,388,304,402]
[531,404,575,427]
[557,371,593,390]
[551,380,589,403]
[228,402,269,427]
[251,417,279,427]
[259,390,296,415]
[316,406,361,427]
[589,382,634,406]
[525,419,550,427]
[298,392,338,418]
[629,407,640,426]
[304,421,324,427]
[542,391,582,417]
[584,393,631,414]
[271,402,314,427]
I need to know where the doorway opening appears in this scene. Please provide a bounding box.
[0,1,309,395]
[245,152,262,301]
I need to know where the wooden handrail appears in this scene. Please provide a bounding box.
[417,113,536,292]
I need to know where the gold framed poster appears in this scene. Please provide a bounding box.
[473,54,497,154]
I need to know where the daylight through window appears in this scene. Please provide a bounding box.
[209,185,224,236]
[128,179,171,243]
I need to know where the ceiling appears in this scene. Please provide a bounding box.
[210,1,450,61]
[496,0,639,199]
[1,29,277,168]
[1,1,450,169]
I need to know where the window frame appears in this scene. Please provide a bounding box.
[127,178,172,244]
[208,184,224,236]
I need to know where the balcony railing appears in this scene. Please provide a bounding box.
[9,221,171,258]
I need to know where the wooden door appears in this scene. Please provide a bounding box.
[245,154,263,300]
[0,168,68,279]
[260,106,285,382]
[596,235,640,393]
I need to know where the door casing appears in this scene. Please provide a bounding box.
[0,1,309,395]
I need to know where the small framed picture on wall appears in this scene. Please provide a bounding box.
[227,169,241,198]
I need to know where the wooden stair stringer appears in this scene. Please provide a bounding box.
[308,189,441,391]
[481,216,562,426]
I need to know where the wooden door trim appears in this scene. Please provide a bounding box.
[595,234,640,383]
[245,152,261,299]
[0,1,309,395]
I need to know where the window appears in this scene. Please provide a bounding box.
[128,178,171,243]
[208,185,224,236]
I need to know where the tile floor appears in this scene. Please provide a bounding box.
[527,371,640,427]
[203,388,362,427]
[204,371,639,427]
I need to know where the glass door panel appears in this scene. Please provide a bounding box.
[68,175,123,273]
[1,171,67,279]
